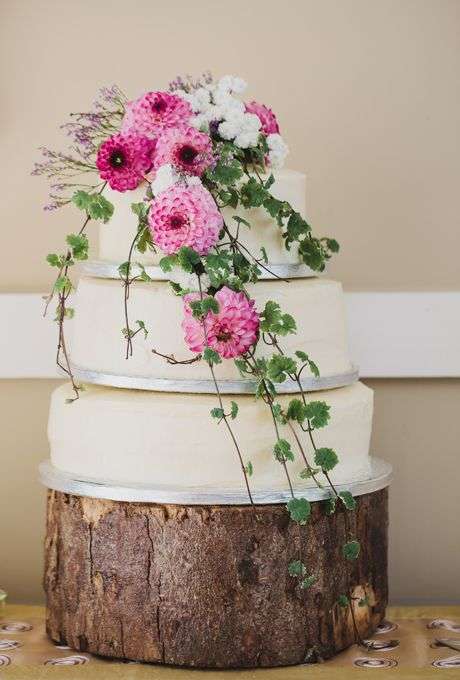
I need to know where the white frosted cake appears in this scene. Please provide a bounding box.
[48,169,373,491]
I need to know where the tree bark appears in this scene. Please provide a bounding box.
[44,488,388,668]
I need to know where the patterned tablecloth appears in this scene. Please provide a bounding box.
[0,605,460,679]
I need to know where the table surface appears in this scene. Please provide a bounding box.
[0,604,460,679]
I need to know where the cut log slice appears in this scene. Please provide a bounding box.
[44,488,388,668]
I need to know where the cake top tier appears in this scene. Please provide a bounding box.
[99,169,307,267]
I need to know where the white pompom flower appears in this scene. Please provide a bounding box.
[218,112,261,149]
[267,133,289,168]
[216,75,247,95]
[181,87,212,113]
[151,164,201,195]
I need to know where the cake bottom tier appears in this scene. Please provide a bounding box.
[44,488,388,667]
[48,381,373,491]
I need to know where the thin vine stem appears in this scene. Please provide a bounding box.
[45,181,107,400]
[197,275,254,505]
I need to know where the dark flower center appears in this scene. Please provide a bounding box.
[178,144,198,165]
[109,149,125,168]
[169,213,186,230]
[215,325,232,342]
[151,98,167,114]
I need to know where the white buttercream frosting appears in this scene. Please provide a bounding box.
[69,276,352,382]
[99,169,306,266]
[49,381,373,491]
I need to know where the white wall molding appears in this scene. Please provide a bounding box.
[1,292,459,379]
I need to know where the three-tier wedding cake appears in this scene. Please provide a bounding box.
[37,75,389,668]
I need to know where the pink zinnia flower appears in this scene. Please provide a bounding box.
[153,126,214,176]
[122,91,192,138]
[148,184,222,255]
[96,133,155,191]
[182,287,260,359]
[245,101,280,135]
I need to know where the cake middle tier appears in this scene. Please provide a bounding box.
[70,276,353,383]
[49,381,373,491]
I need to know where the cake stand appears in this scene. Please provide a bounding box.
[40,455,391,667]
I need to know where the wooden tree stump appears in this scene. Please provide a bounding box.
[44,488,388,668]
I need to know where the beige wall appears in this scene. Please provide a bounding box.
[1,0,459,604]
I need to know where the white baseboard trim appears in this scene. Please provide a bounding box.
[1,292,459,379]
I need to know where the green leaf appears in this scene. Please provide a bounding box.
[131,202,149,219]
[136,225,154,254]
[190,300,204,318]
[230,401,238,419]
[240,177,267,208]
[343,540,360,561]
[337,594,349,608]
[288,560,306,577]
[66,233,88,261]
[286,398,305,424]
[285,211,310,244]
[307,358,320,378]
[260,246,268,264]
[46,253,61,267]
[211,407,224,420]
[118,261,131,278]
[54,276,72,295]
[203,252,233,287]
[135,320,148,339]
[201,297,219,315]
[64,306,75,319]
[299,238,325,272]
[287,497,311,525]
[271,402,285,424]
[245,461,253,477]
[304,401,330,429]
[300,466,321,479]
[72,190,91,211]
[203,347,221,365]
[339,491,357,511]
[263,195,284,218]
[267,355,297,383]
[314,447,339,471]
[295,350,308,362]
[300,575,317,589]
[159,255,178,273]
[169,281,187,296]
[326,238,340,253]
[177,246,201,273]
[218,188,239,208]
[86,194,114,222]
[207,159,243,185]
[260,300,296,336]
[264,173,275,190]
[324,496,337,515]
[274,439,294,462]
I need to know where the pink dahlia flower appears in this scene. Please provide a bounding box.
[96,133,156,191]
[245,101,280,135]
[153,126,214,176]
[182,287,260,359]
[122,91,192,138]
[148,184,222,255]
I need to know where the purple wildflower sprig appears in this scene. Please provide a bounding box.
[32,85,126,210]
[169,71,213,94]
